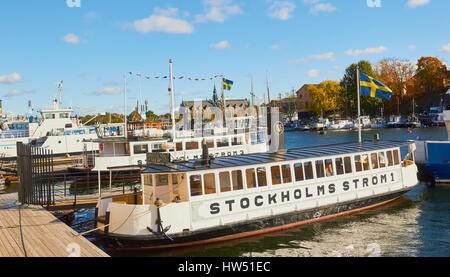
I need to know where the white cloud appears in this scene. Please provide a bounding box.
[310,3,337,14]
[0,72,22,84]
[303,0,321,4]
[194,0,242,23]
[93,87,122,96]
[271,45,282,51]
[307,69,321,78]
[345,46,388,57]
[440,43,450,53]
[62,33,81,44]
[406,0,431,8]
[268,1,296,20]
[329,65,341,74]
[133,7,194,34]
[288,52,335,64]
[210,40,232,50]
[4,89,33,98]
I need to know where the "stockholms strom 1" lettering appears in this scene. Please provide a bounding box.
[207,172,397,215]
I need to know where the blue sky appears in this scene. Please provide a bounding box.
[0,0,449,116]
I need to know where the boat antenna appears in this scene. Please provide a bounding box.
[58,80,64,109]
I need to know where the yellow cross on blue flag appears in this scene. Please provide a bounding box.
[222,78,234,91]
[359,72,392,101]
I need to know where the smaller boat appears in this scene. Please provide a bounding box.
[387,115,402,128]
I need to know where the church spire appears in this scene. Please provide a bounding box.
[212,84,219,106]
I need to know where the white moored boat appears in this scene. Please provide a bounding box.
[76,116,268,174]
[0,99,98,158]
[94,139,419,251]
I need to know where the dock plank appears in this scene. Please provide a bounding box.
[0,193,109,257]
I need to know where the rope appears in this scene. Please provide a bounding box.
[76,202,166,237]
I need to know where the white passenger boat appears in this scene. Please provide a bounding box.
[94,139,419,250]
[0,99,98,158]
[76,116,268,173]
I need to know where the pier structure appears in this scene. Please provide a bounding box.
[0,193,109,257]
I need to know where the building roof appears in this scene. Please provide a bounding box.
[143,140,412,174]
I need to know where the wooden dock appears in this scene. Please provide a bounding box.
[0,193,109,257]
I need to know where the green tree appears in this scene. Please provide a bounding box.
[341,60,383,118]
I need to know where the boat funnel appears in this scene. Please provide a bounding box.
[267,107,286,153]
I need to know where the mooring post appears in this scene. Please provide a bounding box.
[64,173,67,197]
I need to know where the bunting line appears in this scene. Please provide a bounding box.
[127,72,225,81]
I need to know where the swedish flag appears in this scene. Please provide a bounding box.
[359,72,392,101]
[222,78,234,91]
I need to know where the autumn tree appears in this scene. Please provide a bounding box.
[415,56,447,94]
[307,80,343,118]
[374,58,417,114]
[341,60,383,118]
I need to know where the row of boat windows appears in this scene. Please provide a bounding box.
[44,113,71,119]
[131,137,245,154]
[189,149,400,197]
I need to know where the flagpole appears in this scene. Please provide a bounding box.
[357,65,362,144]
[124,73,128,139]
[222,78,226,128]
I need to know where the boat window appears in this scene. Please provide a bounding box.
[186,141,199,150]
[325,159,334,177]
[65,124,72,128]
[294,163,304,181]
[155,174,169,186]
[133,144,149,154]
[362,154,370,171]
[190,175,203,196]
[271,166,282,185]
[387,151,394,166]
[393,149,400,165]
[232,137,243,146]
[355,155,363,172]
[378,152,386,168]
[246,168,257,189]
[304,162,314,180]
[335,158,344,175]
[219,172,232,192]
[142,174,153,186]
[256,167,267,187]
[172,174,178,185]
[315,160,325,178]
[232,170,244,191]
[281,164,292,183]
[344,157,352,173]
[371,153,379,169]
[203,173,216,195]
[206,140,215,148]
[217,138,229,147]
[176,142,183,151]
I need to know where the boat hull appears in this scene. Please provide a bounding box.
[96,187,414,252]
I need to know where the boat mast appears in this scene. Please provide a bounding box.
[266,72,271,111]
[124,73,128,139]
[169,59,176,145]
[251,76,255,107]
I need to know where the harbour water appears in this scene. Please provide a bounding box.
[82,127,449,257]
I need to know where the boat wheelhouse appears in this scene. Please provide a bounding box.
[94,140,419,250]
